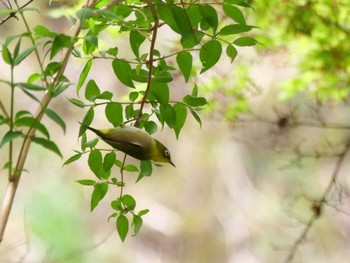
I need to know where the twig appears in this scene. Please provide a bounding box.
[0,100,9,119]
[283,141,350,262]
[0,0,33,26]
[49,230,114,263]
[0,1,91,243]
[135,0,159,126]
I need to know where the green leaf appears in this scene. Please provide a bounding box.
[123,164,139,172]
[157,5,181,34]
[173,6,192,36]
[121,194,136,211]
[137,160,152,182]
[76,8,93,22]
[226,44,238,63]
[2,44,12,65]
[96,91,113,100]
[105,103,123,127]
[44,62,62,76]
[15,110,31,119]
[0,131,22,148]
[223,4,246,24]
[173,103,187,139]
[125,104,134,120]
[183,95,208,107]
[129,91,139,102]
[45,108,66,134]
[76,179,96,186]
[138,209,150,216]
[106,47,118,57]
[91,183,108,211]
[13,38,21,61]
[33,25,57,38]
[15,117,50,139]
[77,59,93,94]
[130,29,146,58]
[68,98,85,108]
[219,24,253,35]
[16,82,46,91]
[63,153,82,166]
[233,37,258,46]
[31,137,62,158]
[192,84,198,97]
[150,82,169,107]
[199,5,218,33]
[190,109,202,127]
[117,214,129,242]
[85,79,100,101]
[160,104,176,129]
[14,45,37,66]
[200,40,222,73]
[103,151,116,172]
[88,150,103,178]
[154,71,173,83]
[186,5,201,28]
[132,215,143,235]
[176,51,192,83]
[83,34,98,55]
[79,107,94,137]
[84,138,99,148]
[112,59,135,88]
[111,198,123,211]
[144,121,157,135]
[51,34,73,59]
[131,68,148,83]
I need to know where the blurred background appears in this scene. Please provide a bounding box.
[1,0,350,262]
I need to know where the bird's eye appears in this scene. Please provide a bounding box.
[164,149,170,157]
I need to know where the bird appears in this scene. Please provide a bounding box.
[85,125,175,167]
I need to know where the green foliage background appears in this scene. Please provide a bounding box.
[0,0,350,262]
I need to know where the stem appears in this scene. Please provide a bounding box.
[135,0,159,127]
[0,8,86,243]
[8,65,14,179]
[119,154,127,199]
[0,100,10,119]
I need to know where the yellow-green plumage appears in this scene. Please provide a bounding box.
[86,125,175,166]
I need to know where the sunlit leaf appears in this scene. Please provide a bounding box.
[176,51,192,83]
[31,137,62,158]
[105,102,123,127]
[200,40,222,73]
[91,183,108,211]
[117,214,129,242]
[0,131,22,148]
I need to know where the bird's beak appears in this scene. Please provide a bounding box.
[169,160,176,167]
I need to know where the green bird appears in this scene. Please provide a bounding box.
[86,125,175,166]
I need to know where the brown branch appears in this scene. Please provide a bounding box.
[0,0,33,26]
[283,141,350,262]
[0,2,91,243]
[135,0,159,127]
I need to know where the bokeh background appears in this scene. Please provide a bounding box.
[1,0,350,262]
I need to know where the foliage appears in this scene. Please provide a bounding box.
[0,0,256,241]
[253,0,350,101]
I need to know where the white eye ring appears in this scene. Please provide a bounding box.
[164,150,170,157]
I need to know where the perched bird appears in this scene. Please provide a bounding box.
[85,125,175,166]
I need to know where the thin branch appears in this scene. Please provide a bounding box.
[49,230,114,263]
[0,0,33,26]
[0,1,91,243]
[119,154,127,199]
[283,141,350,262]
[135,0,159,126]
[0,100,9,119]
